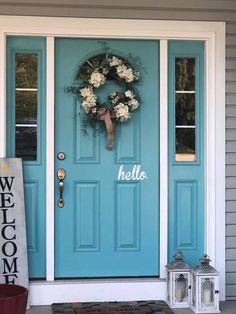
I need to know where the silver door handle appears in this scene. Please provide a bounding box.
[57,168,66,207]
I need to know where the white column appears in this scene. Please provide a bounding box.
[46,36,55,281]
[159,39,168,278]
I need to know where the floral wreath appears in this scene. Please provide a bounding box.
[68,54,141,150]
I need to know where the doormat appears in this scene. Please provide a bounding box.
[51,300,174,314]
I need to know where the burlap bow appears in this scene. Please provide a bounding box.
[97,108,115,150]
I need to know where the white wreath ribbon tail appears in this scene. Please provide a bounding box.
[97,108,115,150]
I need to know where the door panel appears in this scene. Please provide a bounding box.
[55,38,159,277]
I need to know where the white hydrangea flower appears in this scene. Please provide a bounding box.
[116,65,134,83]
[89,71,106,88]
[82,101,91,113]
[116,65,127,77]
[88,94,97,104]
[114,103,131,122]
[109,56,122,67]
[80,86,93,98]
[129,98,139,110]
[124,69,134,82]
[125,90,134,98]
[80,86,97,113]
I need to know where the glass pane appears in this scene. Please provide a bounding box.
[15,91,37,124]
[175,58,195,91]
[176,93,195,126]
[176,128,195,161]
[15,126,37,160]
[201,279,214,305]
[15,53,38,161]
[15,53,37,88]
[175,274,187,302]
[76,54,107,80]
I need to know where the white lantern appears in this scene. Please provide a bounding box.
[166,250,192,308]
[191,254,220,313]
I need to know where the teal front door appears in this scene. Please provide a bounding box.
[55,38,159,278]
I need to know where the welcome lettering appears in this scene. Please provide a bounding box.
[0,176,19,284]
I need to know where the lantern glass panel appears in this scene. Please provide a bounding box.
[175,274,187,301]
[167,272,170,302]
[192,276,196,306]
[201,279,214,306]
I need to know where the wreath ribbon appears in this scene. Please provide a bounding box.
[97,108,115,150]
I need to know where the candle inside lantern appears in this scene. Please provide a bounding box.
[202,279,213,306]
[175,274,187,301]
[203,288,212,305]
[175,287,182,300]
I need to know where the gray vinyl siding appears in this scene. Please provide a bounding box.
[226,13,236,298]
[0,0,236,299]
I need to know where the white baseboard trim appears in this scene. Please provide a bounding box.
[29,279,167,306]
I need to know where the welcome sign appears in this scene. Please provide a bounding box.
[0,158,29,289]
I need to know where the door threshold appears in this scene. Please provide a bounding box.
[29,278,167,305]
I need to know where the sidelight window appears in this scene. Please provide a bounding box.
[175,58,196,162]
[15,53,38,161]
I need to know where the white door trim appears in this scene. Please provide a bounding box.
[46,36,55,282]
[0,16,225,304]
[159,39,168,279]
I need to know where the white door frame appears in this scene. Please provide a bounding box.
[0,16,225,305]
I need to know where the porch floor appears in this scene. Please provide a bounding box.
[27,301,236,313]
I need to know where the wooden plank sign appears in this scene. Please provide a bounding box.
[0,158,29,289]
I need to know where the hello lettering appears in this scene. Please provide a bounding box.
[0,176,19,284]
[117,165,148,181]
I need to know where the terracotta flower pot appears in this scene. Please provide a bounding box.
[0,284,28,314]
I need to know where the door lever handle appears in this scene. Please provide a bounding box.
[57,168,66,207]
